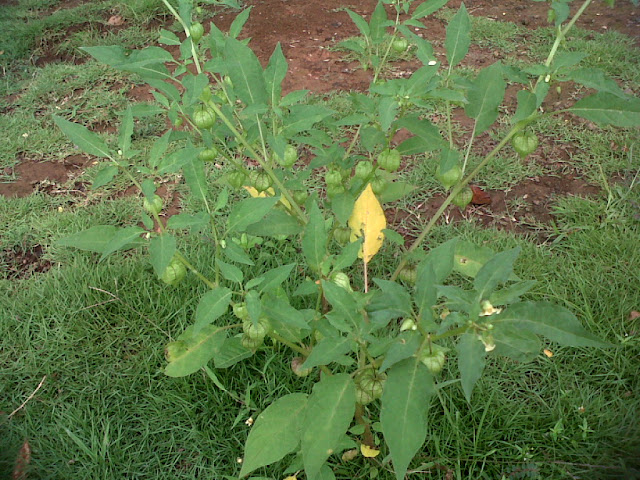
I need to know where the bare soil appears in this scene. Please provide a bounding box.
[1,0,638,275]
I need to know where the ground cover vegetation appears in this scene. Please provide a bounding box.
[1,0,639,478]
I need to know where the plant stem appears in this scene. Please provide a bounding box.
[390,125,521,280]
[205,100,308,225]
[161,0,202,74]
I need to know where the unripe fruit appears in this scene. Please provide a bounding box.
[173,117,183,128]
[233,302,249,320]
[435,165,462,190]
[291,357,312,377]
[325,169,343,187]
[377,148,401,173]
[275,144,297,168]
[198,147,218,162]
[418,348,446,374]
[292,190,308,206]
[355,387,374,405]
[354,160,374,180]
[227,171,246,189]
[397,265,417,285]
[192,106,216,129]
[190,22,204,43]
[143,194,163,215]
[512,131,539,158]
[242,333,264,350]
[333,226,352,246]
[160,257,187,286]
[392,37,409,53]
[200,86,212,102]
[400,318,417,331]
[452,187,473,209]
[331,271,353,292]
[253,171,272,192]
[242,317,272,340]
[371,176,388,195]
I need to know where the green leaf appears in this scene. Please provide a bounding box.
[414,260,437,323]
[194,287,233,332]
[412,0,449,18]
[246,209,302,237]
[159,29,181,45]
[512,90,537,124]
[229,5,252,38]
[264,43,287,106]
[214,337,252,368]
[240,393,308,477]
[378,97,398,132]
[380,332,421,372]
[489,280,536,306]
[346,9,370,37]
[165,326,226,377]
[331,240,362,272]
[493,302,611,347]
[216,259,244,284]
[148,234,176,277]
[378,181,417,203]
[474,247,521,300]
[56,225,118,253]
[222,240,255,266]
[53,116,111,158]
[246,289,262,325]
[81,46,172,80]
[369,1,387,43]
[368,279,413,326]
[262,295,311,338]
[282,105,335,137]
[424,237,458,282]
[395,115,443,154]
[301,374,356,480]
[183,157,209,204]
[453,240,495,278]
[381,358,435,480]
[258,263,296,294]
[182,73,209,107]
[92,165,119,190]
[570,92,640,127]
[167,212,210,232]
[492,324,541,362]
[227,197,279,233]
[301,337,353,369]
[445,4,470,68]
[302,202,328,272]
[100,226,146,261]
[566,68,627,98]
[118,107,134,157]
[224,37,268,106]
[321,281,362,331]
[465,62,506,135]
[457,332,486,402]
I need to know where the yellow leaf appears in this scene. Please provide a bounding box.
[360,444,380,458]
[348,184,386,263]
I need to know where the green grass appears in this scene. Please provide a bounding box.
[2,188,639,479]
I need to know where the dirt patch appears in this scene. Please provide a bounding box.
[0,155,92,198]
[389,174,600,242]
[1,244,53,280]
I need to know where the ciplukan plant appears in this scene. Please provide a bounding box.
[54,0,638,478]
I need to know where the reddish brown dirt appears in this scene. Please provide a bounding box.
[1,244,53,280]
[2,0,638,250]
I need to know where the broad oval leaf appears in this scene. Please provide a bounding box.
[240,393,308,477]
[53,116,110,158]
[149,234,177,278]
[570,92,640,127]
[301,374,356,480]
[445,4,470,68]
[493,301,611,347]
[457,332,486,402]
[193,287,233,333]
[165,325,226,377]
[381,358,435,480]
